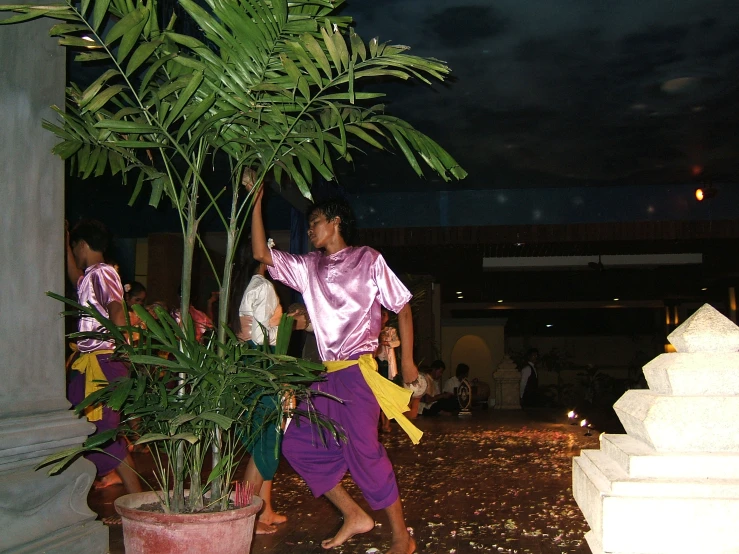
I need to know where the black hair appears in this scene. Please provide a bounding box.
[227,238,264,335]
[125,281,147,298]
[527,348,539,358]
[308,198,357,245]
[430,359,446,370]
[69,219,111,253]
[455,363,470,379]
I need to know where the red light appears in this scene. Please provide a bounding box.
[691,165,704,177]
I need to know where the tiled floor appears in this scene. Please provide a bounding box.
[90,409,600,553]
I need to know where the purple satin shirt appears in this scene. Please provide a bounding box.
[269,246,412,362]
[76,263,123,353]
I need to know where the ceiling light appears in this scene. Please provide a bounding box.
[458,295,464,299]
[701,287,708,291]
[613,298,619,301]
[695,186,717,201]
[456,291,463,295]
[497,299,503,303]
[546,324,553,328]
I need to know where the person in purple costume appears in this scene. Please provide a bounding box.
[66,220,142,493]
[248,175,419,554]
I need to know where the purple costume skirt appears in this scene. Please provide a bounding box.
[67,353,128,477]
[282,360,399,510]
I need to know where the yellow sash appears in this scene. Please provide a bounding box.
[71,350,113,422]
[324,354,423,445]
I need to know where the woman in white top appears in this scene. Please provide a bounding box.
[237,262,283,347]
[229,245,286,534]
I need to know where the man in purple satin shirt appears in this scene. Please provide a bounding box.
[247,173,419,554]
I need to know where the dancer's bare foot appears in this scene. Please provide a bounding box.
[93,471,122,489]
[259,509,287,526]
[386,533,416,554]
[255,521,277,535]
[321,512,375,549]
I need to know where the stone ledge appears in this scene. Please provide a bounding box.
[574,451,739,553]
[643,352,739,395]
[614,390,739,452]
[601,433,739,479]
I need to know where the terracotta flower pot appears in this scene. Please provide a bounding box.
[115,491,263,554]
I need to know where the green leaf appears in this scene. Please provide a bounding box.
[79,69,119,107]
[52,140,82,160]
[332,30,350,72]
[302,33,332,80]
[83,84,126,114]
[163,31,203,49]
[0,10,51,24]
[75,51,109,62]
[49,22,88,36]
[287,41,322,85]
[321,27,341,72]
[175,94,215,141]
[117,7,149,63]
[94,120,157,133]
[163,70,203,128]
[128,169,145,206]
[105,5,144,45]
[196,412,234,430]
[350,31,366,62]
[108,378,134,410]
[59,36,103,48]
[345,124,385,150]
[125,39,160,75]
[91,0,111,32]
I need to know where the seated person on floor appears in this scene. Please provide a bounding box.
[418,360,456,416]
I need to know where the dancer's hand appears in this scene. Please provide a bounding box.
[242,167,263,201]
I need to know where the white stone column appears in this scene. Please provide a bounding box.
[493,355,521,410]
[572,304,739,554]
[0,9,108,553]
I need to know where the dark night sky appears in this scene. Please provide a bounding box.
[336,0,739,192]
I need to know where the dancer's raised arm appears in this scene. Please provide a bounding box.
[243,168,273,267]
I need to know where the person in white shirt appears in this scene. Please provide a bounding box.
[236,259,283,347]
[443,363,470,396]
[519,348,540,407]
[229,244,286,534]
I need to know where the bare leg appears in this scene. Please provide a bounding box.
[383,498,415,554]
[117,454,142,494]
[258,480,287,526]
[93,471,122,489]
[243,457,277,535]
[321,484,375,549]
[379,412,392,433]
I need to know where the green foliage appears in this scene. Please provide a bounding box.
[41,292,339,513]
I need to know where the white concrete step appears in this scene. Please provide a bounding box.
[601,433,739,479]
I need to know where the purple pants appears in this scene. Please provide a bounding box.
[68,353,128,477]
[282,362,399,510]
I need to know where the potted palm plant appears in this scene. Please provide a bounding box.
[1,0,466,551]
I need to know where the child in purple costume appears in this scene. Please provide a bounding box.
[66,220,142,493]
[249,179,418,554]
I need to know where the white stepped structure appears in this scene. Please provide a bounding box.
[572,304,739,554]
